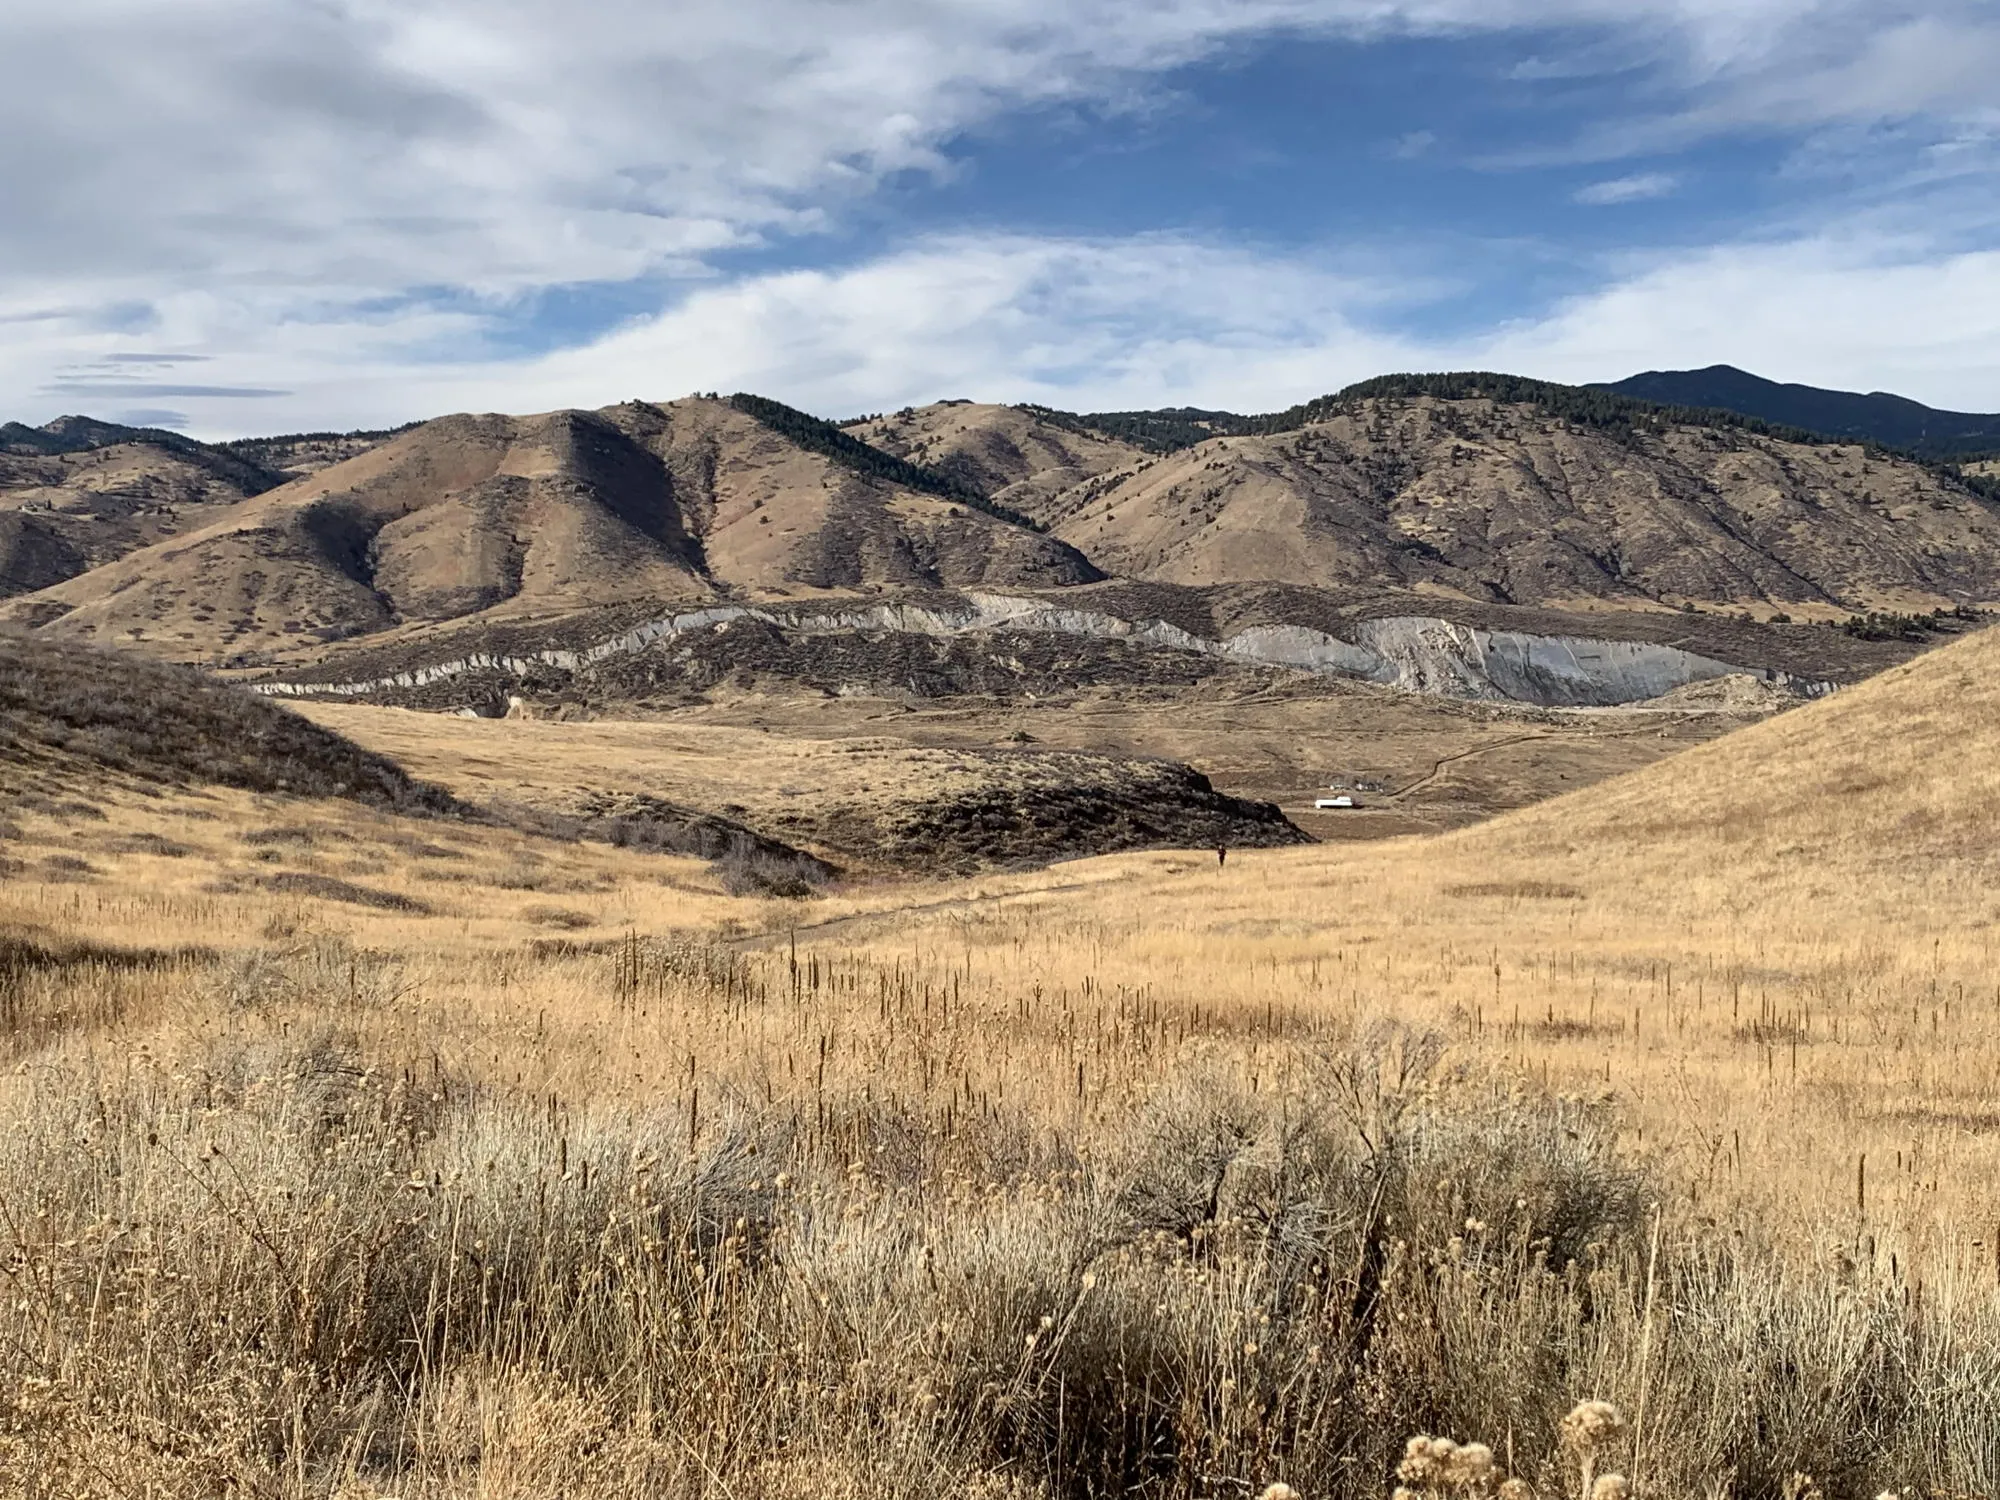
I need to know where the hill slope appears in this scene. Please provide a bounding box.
[1035,392,2000,612]
[844,402,1149,526]
[13,376,2000,659]
[0,423,282,600]
[1603,365,2000,459]
[4,398,1096,659]
[1457,616,2000,888]
[0,630,461,816]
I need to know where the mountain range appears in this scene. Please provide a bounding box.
[5,370,2000,667]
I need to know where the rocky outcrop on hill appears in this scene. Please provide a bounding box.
[242,587,1887,710]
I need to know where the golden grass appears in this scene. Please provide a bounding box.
[7,626,2000,1496]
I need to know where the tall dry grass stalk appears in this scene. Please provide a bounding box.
[1,929,1993,1499]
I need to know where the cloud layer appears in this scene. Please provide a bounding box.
[13,229,1998,437]
[5,0,2000,430]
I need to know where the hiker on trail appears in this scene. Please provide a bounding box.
[1217,846,1227,868]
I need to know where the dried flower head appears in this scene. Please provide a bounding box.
[1561,1400,1628,1453]
[1447,1442,1496,1489]
[1498,1481,1536,1500]
[1398,1435,1453,1486]
[1590,1477,1629,1500]
[1398,1437,1429,1478]
[1259,1486,1300,1500]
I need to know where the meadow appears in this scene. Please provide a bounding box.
[6,623,2000,1498]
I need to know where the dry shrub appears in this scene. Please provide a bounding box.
[258,871,432,912]
[0,960,1991,1500]
[1443,880,1585,901]
[715,846,833,898]
[523,905,595,930]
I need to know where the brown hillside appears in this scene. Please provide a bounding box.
[3,398,1092,659]
[1047,395,2000,612]
[222,429,400,481]
[0,439,271,599]
[0,630,462,817]
[1448,617,2000,894]
[615,399,1093,595]
[846,401,1146,525]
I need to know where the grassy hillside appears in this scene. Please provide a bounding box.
[1045,391,2000,611]
[0,630,462,815]
[4,609,2000,1494]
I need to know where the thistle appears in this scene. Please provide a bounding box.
[1560,1400,1628,1500]
[1394,1433,1519,1498]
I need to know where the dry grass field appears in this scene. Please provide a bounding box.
[293,677,1773,854]
[5,625,2000,1497]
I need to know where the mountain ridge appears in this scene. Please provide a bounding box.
[10,371,2000,666]
[1599,364,2000,460]
[1,396,1097,658]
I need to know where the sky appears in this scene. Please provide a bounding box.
[6,0,2000,437]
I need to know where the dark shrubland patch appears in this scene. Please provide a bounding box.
[714,846,835,899]
[97,831,195,858]
[1444,879,1585,901]
[256,872,431,913]
[242,824,326,847]
[522,905,596,930]
[0,631,466,817]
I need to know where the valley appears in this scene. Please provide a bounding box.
[5,370,2000,1499]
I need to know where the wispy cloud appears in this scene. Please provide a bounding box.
[41,382,291,399]
[2,1,1999,425]
[5,226,1988,437]
[1575,172,1679,204]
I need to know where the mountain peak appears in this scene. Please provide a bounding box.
[1600,367,2000,458]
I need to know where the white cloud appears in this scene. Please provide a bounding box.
[12,227,2000,438]
[3,2,1989,302]
[1574,172,1679,204]
[4,0,2000,428]
[1479,236,2000,408]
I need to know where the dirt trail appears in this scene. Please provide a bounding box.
[1389,733,1553,800]
[726,864,1184,952]
[1387,721,1678,802]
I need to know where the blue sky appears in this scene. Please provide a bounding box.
[5,1,2000,435]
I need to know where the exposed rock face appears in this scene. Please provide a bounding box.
[244,590,1837,710]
